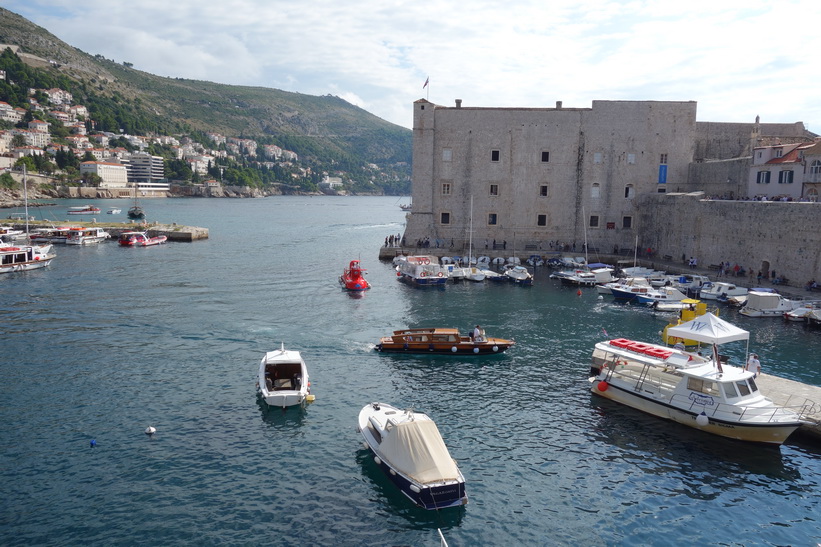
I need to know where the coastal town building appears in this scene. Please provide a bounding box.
[748,141,821,201]
[79,161,129,188]
[123,153,164,183]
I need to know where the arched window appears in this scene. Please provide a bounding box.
[807,188,819,202]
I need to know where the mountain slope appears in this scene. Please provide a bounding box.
[0,7,411,183]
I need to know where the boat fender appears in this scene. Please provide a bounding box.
[696,412,709,427]
[389,469,396,476]
[492,345,499,352]
[451,346,458,352]
[409,484,421,493]
[597,381,608,392]
[374,456,382,465]
[473,347,479,354]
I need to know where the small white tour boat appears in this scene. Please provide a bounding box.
[783,302,821,322]
[357,402,468,510]
[66,205,101,215]
[0,242,56,274]
[636,286,688,306]
[66,227,111,245]
[589,313,809,445]
[107,208,122,214]
[29,227,73,244]
[699,281,748,301]
[257,343,311,408]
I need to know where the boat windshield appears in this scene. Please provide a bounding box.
[686,377,721,397]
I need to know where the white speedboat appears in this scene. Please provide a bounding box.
[784,302,821,322]
[589,313,808,445]
[395,255,447,286]
[0,242,56,274]
[66,227,111,245]
[357,402,468,510]
[699,281,748,301]
[107,208,121,214]
[481,268,506,282]
[257,343,311,408]
[504,265,533,285]
[740,291,802,318]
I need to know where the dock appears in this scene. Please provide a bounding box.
[4,219,209,242]
[756,374,821,442]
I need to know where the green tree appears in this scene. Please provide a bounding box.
[0,172,16,189]
[14,156,36,173]
[82,172,103,187]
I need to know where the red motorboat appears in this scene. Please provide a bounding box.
[339,260,371,291]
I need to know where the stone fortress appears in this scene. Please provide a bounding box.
[402,98,820,286]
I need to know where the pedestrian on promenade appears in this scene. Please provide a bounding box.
[746,353,761,378]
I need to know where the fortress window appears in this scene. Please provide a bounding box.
[537,214,547,226]
[440,212,450,225]
[539,185,548,196]
[490,184,499,196]
[594,152,602,164]
[660,153,668,164]
[622,216,632,229]
[491,149,500,162]
[591,183,600,198]
[442,182,451,195]
[488,213,497,225]
[589,215,599,228]
[624,184,635,199]
[627,153,636,164]
[442,148,452,162]
[541,151,550,163]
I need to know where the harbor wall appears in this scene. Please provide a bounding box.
[634,193,821,286]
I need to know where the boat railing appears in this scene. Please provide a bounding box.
[671,393,806,424]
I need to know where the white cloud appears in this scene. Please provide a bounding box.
[5,0,821,131]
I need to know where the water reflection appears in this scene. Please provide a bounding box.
[256,397,308,428]
[588,396,800,483]
[354,448,466,528]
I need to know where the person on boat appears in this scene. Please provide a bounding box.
[746,353,761,378]
[472,325,482,342]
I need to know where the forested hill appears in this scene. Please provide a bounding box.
[0,7,412,194]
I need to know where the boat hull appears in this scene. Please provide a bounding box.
[0,245,55,274]
[375,341,512,355]
[590,379,801,444]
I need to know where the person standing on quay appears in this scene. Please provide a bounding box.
[746,353,761,378]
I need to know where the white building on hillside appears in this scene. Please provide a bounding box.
[80,161,129,189]
[749,141,820,201]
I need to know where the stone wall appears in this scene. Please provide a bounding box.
[635,193,821,285]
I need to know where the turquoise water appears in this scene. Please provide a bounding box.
[2,196,820,546]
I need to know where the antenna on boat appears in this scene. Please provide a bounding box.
[280,342,285,351]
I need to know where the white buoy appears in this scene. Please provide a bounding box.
[598,295,603,300]
[145,426,156,436]
[695,413,709,427]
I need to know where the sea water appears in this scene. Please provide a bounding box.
[2,196,820,546]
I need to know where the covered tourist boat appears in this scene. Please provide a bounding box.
[357,402,467,510]
[29,227,73,245]
[589,313,808,445]
[257,343,311,408]
[395,255,447,286]
[339,259,371,291]
[375,327,514,355]
[67,205,101,215]
[0,242,56,274]
[117,231,167,247]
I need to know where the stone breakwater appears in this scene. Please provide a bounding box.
[3,219,209,242]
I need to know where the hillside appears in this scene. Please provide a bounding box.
[0,7,412,192]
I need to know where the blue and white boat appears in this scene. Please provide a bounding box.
[357,402,467,510]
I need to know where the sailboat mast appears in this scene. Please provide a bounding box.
[468,195,473,262]
[23,164,29,235]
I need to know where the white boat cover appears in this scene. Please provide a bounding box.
[379,420,460,485]
[666,312,749,345]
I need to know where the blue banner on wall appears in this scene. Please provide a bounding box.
[658,165,667,184]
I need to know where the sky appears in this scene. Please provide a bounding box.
[4,0,821,132]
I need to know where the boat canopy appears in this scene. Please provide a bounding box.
[379,420,460,485]
[666,312,749,345]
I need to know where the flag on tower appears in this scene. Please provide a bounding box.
[423,77,429,89]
